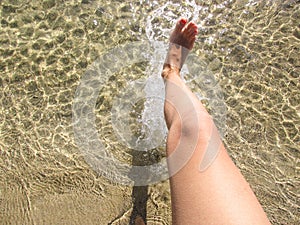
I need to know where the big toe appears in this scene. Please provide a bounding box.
[174,18,187,32]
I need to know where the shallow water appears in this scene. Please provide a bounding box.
[0,0,299,224]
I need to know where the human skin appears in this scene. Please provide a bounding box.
[162,18,271,225]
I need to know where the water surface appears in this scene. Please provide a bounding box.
[0,0,299,224]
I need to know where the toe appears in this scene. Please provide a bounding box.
[182,22,197,40]
[188,27,198,37]
[186,22,198,33]
[175,18,187,32]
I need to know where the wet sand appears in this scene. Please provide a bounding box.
[0,0,299,224]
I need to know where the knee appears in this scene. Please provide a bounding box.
[180,110,215,140]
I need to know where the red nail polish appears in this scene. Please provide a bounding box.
[180,19,186,25]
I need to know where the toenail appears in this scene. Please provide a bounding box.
[180,19,186,25]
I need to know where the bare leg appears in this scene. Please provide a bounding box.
[163,18,271,225]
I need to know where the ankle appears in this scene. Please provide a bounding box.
[162,64,180,79]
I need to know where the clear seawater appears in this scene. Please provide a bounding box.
[0,0,299,224]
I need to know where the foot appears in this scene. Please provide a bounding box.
[162,18,198,78]
[170,18,198,50]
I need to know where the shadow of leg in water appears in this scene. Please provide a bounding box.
[129,185,148,225]
[129,150,149,225]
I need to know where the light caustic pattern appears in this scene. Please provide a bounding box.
[1,0,299,223]
[73,1,227,186]
[73,42,226,186]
